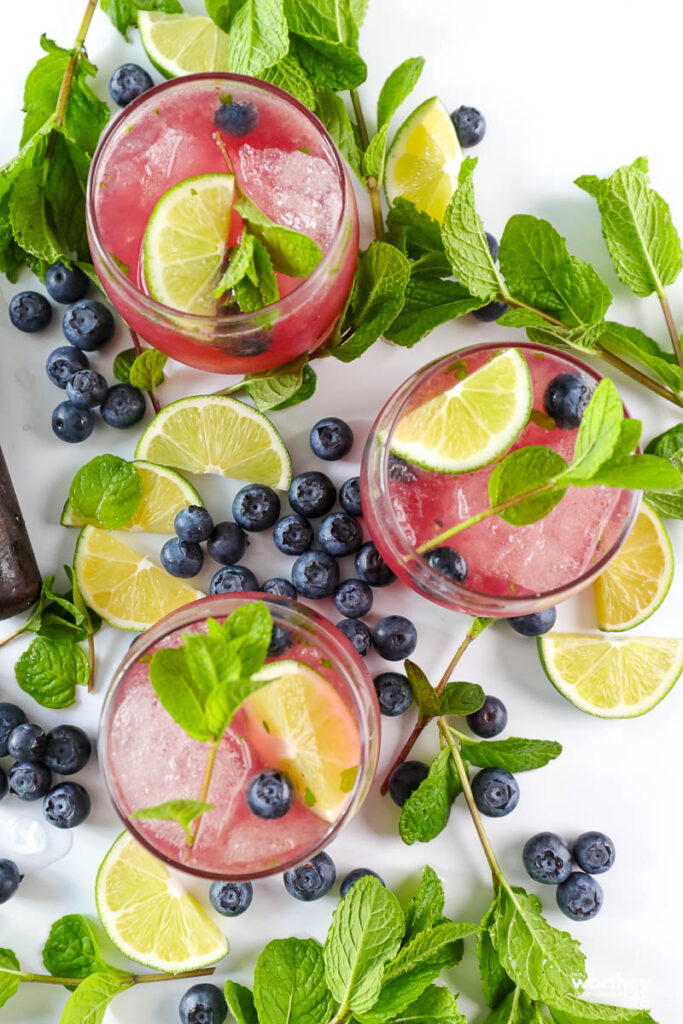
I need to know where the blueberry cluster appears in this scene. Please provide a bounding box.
[523,829,615,921]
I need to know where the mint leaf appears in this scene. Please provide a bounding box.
[314,88,362,178]
[228,0,289,76]
[477,901,514,1010]
[9,166,61,265]
[563,379,623,483]
[271,363,317,409]
[645,423,683,461]
[334,241,410,362]
[113,349,137,383]
[220,602,273,675]
[284,0,359,46]
[460,737,562,772]
[386,198,444,258]
[102,0,183,37]
[439,681,485,716]
[550,997,656,1024]
[254,938,334,1024]
[488,447,568,526]
[206,0,243,31]
[403,866,445,943]
[645,425,683,518]
[234,192,322,277]
[377,57,425,129]
[234,237,279,312]
[16,635,88,709]
[497,309,604,353]
[349,0,368,25]
[598,322,683,395]
[224,981,259,1024]
[362,124,389,185]
[261,55,316,108]
[240,355,309,411]
[149,648,215,742]
[285,0,367,90]
[576,157,682,298]
[586,452,683,492]
[399,748,461,845]
[609,418,642,460]
[63,565,101,638]
[385,277,484,347]
[404,660,440,716]
[215,231,257,297]
[60,970,130,1024]
[129,348,167,392]
[68,455,143,530]
[389,984,466,1024]
[323,875,404,1015]
[131,800,214,844]
[0,949,22,1010]
[42,915,114,986]
[442,157,504,301]
[483,988,534,1024]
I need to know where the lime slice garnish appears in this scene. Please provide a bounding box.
[61,461,202,534]
[135,394,292,489]
[143,173,234,315]
[385,96,463,222]
[74,526,202,631]
[594,501,673,632]
[96,833,228,972]
[138,12,230,78]
[538,633,683,718]
[243,661,361,823]
[390,348,532,473]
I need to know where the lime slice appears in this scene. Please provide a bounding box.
[61,461,202,534]
[144,173,234,315]
[138,12,230,78]
[385,97,463,222]
[390,348,532,473]
[594,502,673,631]
[135,395,292,489]
[538,633,683,718]
[74,526,203,631]
[96,833,228,972]
[242,661,361,823]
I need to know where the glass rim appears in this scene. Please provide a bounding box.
[366,340,642,610]
[86,72,351,330]
[97,592,379,881]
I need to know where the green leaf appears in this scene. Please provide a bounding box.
[241,355,309,411]
[399,748,461,845]
[477,901,514,1009]
[439,681,485,716]
[225,981,259,1024]
[272,363,317,409]
[9,165,61,265]
[284,0,358,46]
[215,231,257,297]
[586,452,683,492]
[206,0,242,30]
[234,237,279,312]
[349,0,368,27]
[483,988,534,1024]
[0,949,22,1010]
[550,996,656,1024]
[128,348,167,392]
[441,157,504,301]
[63,565,101,638]
[563,379,623,483]
[323,875,404,1015]
[291,34,367,90]
[234,191,322,277]
[610,418,642,460]
[362,124,389,185]
[385,277,485,347]
[68,455,143,531]
[314,88,362,178]
[59,970,130,1024]
[404,660,440,716]
[261,55,316,108]
[113,349,137,383]
[403,866,445,944]
[576,157,682,298]
[43,135,91,264]
[254,938,334,1024]
[149,647,215,742]
[460,737,562,772]
[377,57,425,129]
[131,800,214,844]
[102,0,183,37]
[228,0,289,76]
[387,984,466,1024]
[644,425,683,518]
[334,241,410,362]
[15,635,89,709]
[598,322,683,394]
[220,602,273,676]
[488,447,568,526]
[497,309,605,354]
[42,915,112,985]
[386,198,445,258]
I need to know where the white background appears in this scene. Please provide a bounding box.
[1,1,682,1021]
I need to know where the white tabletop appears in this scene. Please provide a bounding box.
[1,1,682,1021]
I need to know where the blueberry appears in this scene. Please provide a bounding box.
[373,672,413,717]
[309,417,354,461]
[161,538,204,578]
[319,513,363,557]
[209,880,253,917]
[388,761,429,807]
[336,618,372,657]
[355,541,396,587]
[43,781,91,828]
[425,546,467,582]
[340,868,385,897]
[261,578,297,600]
[273,514,314,556]
[246,770,293,819]
[100,383,146,428]
[0,703,27,757]
[334,579,373,619]
[109,63,154,107]
[508,607,556,636]
[210,565,259,594]
[179,982,228,1024]
[471,767,519,817]
[9,761,52,801]
[232,484,280,532]
[467,696,508,738]
[52,401,95,443]
[66,369,108,408]
[46,346,90,389]
[544,373,593,429]
[0,860,21,904]
[339,476,362,516]
[207,522,248,565]
[522,832,573,884]
[175,505,214,543]
[291,550,339,599]
[43,725,91,775]
[572,831,615,875]
[372,615,417,661]
[283,852,336,901]
[63,299,115,351]
[451,105,486,147]
[288,472,336,518]
[45,261,88,304]
[214,98,259,137]
[8,722,47,761]
[485,232,499,262]
[220,328,272,356]
[556,872,603,921]
[473,300,508,322]
[268,624,292,657]
[0,767,7,801]
[388,456,418,484]
[9,291,52,332]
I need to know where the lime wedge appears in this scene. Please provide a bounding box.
[61,461,202,534]
[390,348,532,473]
[538,633,683,718]
[144,173,234,315]
[74,526,203,631]
[96,833,228,972]
[135,395,292,489]
[385,97,463,222]
[242,661,361,823]
[594,502,673,631]
[138,12,230,78]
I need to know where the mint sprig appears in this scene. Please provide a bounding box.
[68,455,143,531]
[644,424,683,519]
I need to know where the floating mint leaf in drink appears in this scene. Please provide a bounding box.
[487,446,568,527]
[131,800,214,844]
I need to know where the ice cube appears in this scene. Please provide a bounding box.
[0,802,73,873]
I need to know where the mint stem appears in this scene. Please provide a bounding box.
[349,88,384,239]
[131,967,217,983]
[4,966,215,986]
[127,327,161,414]
[43,0,99,164]
[184,739,220,858]
[86,633,95,693]
[0,624,27,648]
[657,289,683,366]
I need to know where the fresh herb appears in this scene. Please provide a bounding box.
[131,800,214,844]
[128,347,168,395]
[112,348,138,383]
[102,0,182,37]
[644,424,683,519]
[68,455,143,530]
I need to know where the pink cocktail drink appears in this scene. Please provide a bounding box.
[361,343,639,617]
[87,74,359,374]
[99,595,380,880]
